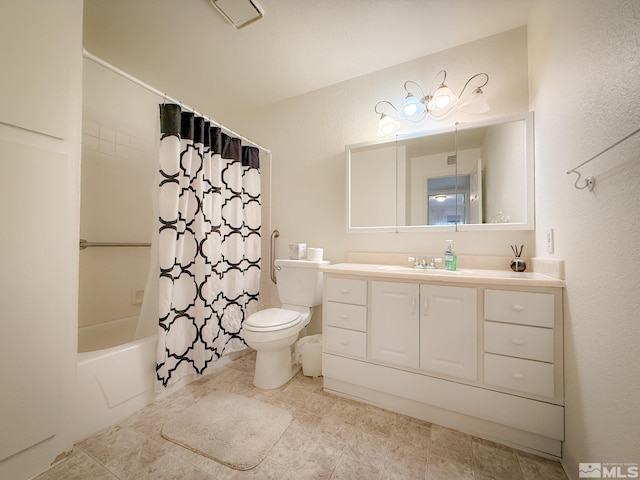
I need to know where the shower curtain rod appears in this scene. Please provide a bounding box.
[82,48,271,154]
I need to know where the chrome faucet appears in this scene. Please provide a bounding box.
[428,257,443,269]
[407,256,425,268]
[408,257,442,269]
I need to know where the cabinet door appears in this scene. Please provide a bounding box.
[371,281,419,368]
[420,284,477,381]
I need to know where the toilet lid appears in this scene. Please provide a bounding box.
[245,308,301,330]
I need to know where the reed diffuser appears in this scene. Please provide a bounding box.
[510,244,527,272]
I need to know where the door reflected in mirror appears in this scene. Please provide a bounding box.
[426,175,468,226]
[346,112,534,232]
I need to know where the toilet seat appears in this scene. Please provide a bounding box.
[244,308,301,332]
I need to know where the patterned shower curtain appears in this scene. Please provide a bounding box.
[155,104,261,388]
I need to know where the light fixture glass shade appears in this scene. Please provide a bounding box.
[376,113,401,137]
[458,88,490,114]
[427,84,458,111]
[399,94,426,119]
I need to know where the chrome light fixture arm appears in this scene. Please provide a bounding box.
[459,72,489,97]
[374,100,397,116]
[374,70,491,135]
[428,69,448,94]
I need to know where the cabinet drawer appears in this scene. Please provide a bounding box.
[485,290,554,327]
[484,321,553,362]
[324,326,367,358]
[326,302,367,332]
[325,277,367,305]
[484,353,554,398]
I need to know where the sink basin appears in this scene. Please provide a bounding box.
[376,265,471,275]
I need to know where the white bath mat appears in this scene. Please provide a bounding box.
[161,392,292,470]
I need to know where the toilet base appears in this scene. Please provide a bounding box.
[253,348,300,389]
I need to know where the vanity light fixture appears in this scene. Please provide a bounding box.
[375,70,490,135]
[434,195,448,203]
[375,101,402,137]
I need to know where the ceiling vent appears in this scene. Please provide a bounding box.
[210,0,264,29]
[447,154,457,165]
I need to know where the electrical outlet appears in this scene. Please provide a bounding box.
[546,228,554,254]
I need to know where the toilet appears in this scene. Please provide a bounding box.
[244,258,329,389]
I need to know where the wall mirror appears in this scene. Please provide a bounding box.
[347,112,534,232]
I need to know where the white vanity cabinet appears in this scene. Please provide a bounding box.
[370,281,419,368]
[483,289,559,399]
[323,277,367,359]
[321,264,565,457]
[420,284,477,381]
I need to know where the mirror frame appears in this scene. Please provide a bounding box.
[346,112,535,233]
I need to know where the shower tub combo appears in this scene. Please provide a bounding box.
[74,316,160,443]
[74,315,244,443]
[75,51,255,444]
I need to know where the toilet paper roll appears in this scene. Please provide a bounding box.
[307,247,323,261]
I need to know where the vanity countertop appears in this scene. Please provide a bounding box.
[320,263,565,288]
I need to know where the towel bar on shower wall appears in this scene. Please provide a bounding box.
[79,239,151,250]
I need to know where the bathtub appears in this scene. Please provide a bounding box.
[74,317,243,443]
[74,317,159,443]
[78,315,139,353]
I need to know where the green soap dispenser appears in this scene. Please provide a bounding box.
[444,240,457,271]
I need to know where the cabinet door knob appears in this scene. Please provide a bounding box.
[512,373,524,380]
[512,304,525,312]
[340,340,349,346]
[341,289,350,294]
[511,339,525,345]
[340,314,350,320]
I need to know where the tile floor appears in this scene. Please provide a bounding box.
[35,352,568,480]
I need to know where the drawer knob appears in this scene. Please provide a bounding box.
[512,304,525,312]
[340,340,350,346]
[511,339,525,346]
[512,373,524,380]
[340,314,350,320]
[341,289,350,294]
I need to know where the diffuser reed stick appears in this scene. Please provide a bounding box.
[510,244,526,272]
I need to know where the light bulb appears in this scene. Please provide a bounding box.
[377,114,401,137]
[427,85,458,111]
[399,94,426,119]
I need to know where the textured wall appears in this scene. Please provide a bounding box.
[234,11,640,475]
[231,28,532,308]
[529,1,640,477]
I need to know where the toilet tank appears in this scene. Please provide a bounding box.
[275,259,330,307]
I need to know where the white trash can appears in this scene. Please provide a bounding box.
[295,334,322,377]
